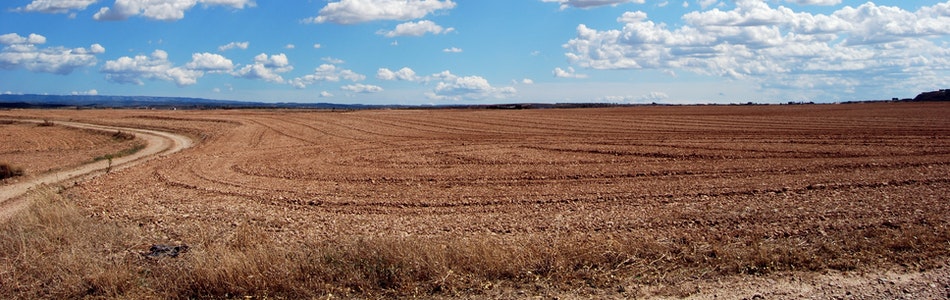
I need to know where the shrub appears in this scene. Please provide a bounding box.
[111,130,136,141]
[0,163,24,179]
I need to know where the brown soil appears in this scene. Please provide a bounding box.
[0,119,141,179]
[1,102,948,298]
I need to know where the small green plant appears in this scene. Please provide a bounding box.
[0,163,24,179]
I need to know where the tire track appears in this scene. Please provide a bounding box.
[0,119,193,219]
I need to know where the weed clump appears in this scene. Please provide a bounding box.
[111,130,135,141]
[0,163,24,179]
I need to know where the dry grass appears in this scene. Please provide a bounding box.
[92,142,146,163]
[111,130,136,141]
[1,186,948,299]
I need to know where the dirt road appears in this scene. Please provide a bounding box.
[0,119,193,219]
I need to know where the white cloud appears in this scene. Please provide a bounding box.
[217,41,248,51]
[285,44,295,49]
[94,0,256,21]
[442,47,462,53]
[71,89,99,96]
[563,1,950,98]
[377,67,517,100]
[521,78,534,84]
[553,66,587,79]
[638,91,668,102]
[319,91,333,97]
[784,0,840,5]
[698,0,718,9]
[290,64,365,89]
[427,74,516,101]
[0,33,104,75]
[305,0,456,24]
[378,20,454,37]
[15,0,98,14]
[542,0,645,10]
[101,50,238,86]
[322,57,344,64]
[102,50,201,86]
[0,33,47,45]
[200,0,255,8]
[341,83,383,93]
[232,53,293,83]
[600,92,668,103]
[377,67,418,81]
[184,52,233,71]
[313,43,322,49]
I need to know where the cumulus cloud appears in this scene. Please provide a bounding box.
[184,52,233,71]
[542,0,645,10]
[94,0,256,21]
[785,0,840,5]
[290,64,365,89]
[218,41,248,51]
[377,67,516,100]
[313,43,322,49]
[378,20,455,37]
[102,50,236,86]
[319,91,333,97]
[377,67,418,81]
[285,44,295,49]
[322,57,344,64]
[442,47,462,53]
[15,0,98,14]
[0,33,104,75]
[305,0,456,24]
[71,89,99,96]
[601,92,668,103]
[698,0,718,9]
[563,1,950,97]
[427,73,516,101]
[341,83,383,93]
[102,50,190,85]
[553,66,587,78]
[232,53,292,83]
[0,33,47,45]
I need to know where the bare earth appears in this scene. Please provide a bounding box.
[0,120,139,177]
[0,118,193,219]
[1,103,948,298]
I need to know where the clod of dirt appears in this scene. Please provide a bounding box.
[144,244,189,258]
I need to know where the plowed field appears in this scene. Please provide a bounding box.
[0,119,142,179]
[2,102,949,298]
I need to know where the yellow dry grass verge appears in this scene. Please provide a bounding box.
[2,187,949,299]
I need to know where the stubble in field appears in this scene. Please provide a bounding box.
[1,103,949,298]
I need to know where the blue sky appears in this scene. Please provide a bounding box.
[1,0,949,105]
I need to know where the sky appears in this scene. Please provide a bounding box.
[1,0,949,105]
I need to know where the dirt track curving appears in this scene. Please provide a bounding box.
[0,119,193,219]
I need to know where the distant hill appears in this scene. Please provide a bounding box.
[4,92,943,110]
[0,94,375,110]
[0,94,632,110]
